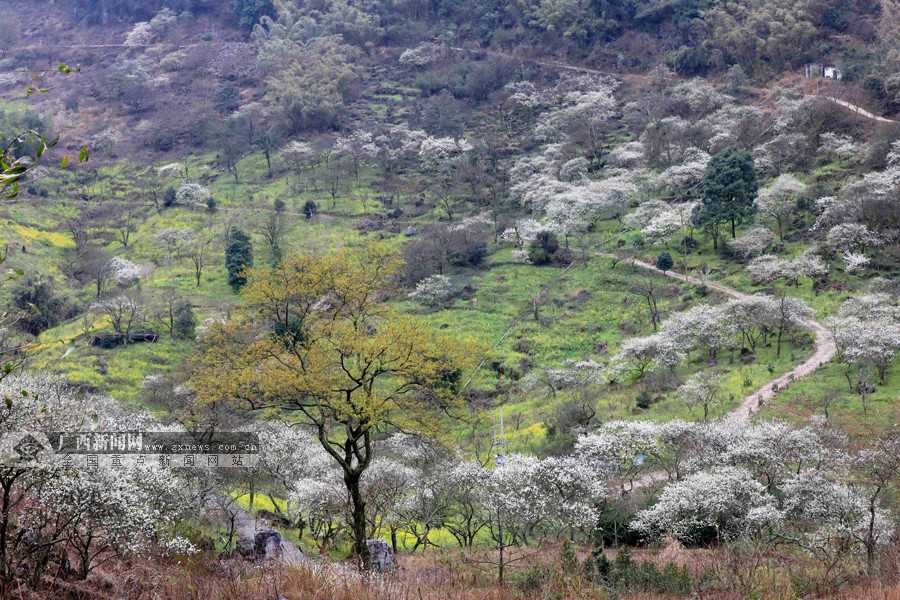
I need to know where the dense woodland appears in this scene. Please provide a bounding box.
[1,0,900,598]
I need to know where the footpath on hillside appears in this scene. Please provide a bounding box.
[598,253,837,422]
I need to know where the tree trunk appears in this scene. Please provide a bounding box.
[224,511,237,555]
[345,471,371,570]
[0,479,11,582]
[777,295,786,358]
[866,490,881,574]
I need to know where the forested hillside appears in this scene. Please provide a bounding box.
[1,1,900,598]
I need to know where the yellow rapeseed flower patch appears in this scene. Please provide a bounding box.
[9,221,74,248]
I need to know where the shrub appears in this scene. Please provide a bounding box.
[655,251,674,271]
[543,397,601,455]
[528,231,560,266]
[455,59,512,101]
[515,565,551,594]
[402,222,491,283]
[635,390,654,409]
[450,239,487,267]
[150,128,177,152]
[231,0,275,30]
[163,187,177,208]
[272,316,304,348]
[214,83,241,114]
[605,548,693,594]
[414,71,449,97]
[414,59,513,102]
[26,185,48,197]
[11,274,77,335]
[821,5,849,30]
[668,45,713,76]
[681,236,700,250]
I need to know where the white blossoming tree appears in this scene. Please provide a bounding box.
[408,274,455,308]
[363,457,420,549]
[842,251,871,273]
[608,333,684,381]
[334,130,378,184]
[534,80,617,154]
[576,420,697,485]
[633,466,781,545]
[398,43,442,68]
[36,464,193,579]
[678,372,722,421]
[755,174,806,241]
[747,252,828,288]
[0,374,192,583]
[441,460,489,548]
[290,473,349,553]
[478,454,542,583]
[828,296,900,408]
[826,223,881,254]
[108,256,143,287]
[175,182,211,206]
[781,471,894,582]
[727,226,775,260]
[817,133,859,162]
[656,151,710,200]
[418,136,472,219]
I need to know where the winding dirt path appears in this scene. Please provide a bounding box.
[454,46,900,127]
[822,96,898,124]
[599,254,836,421]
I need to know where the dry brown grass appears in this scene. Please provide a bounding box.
[4,542,899,600]
[829,582,900,600]
[118,554,587,600]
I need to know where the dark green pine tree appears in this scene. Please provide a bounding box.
[225,228,254,293]
[172,301,196,340]
[655,251,673,272]
[699,148,758,247]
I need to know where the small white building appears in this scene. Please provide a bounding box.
[805,63,843,80]
[824,66,843,80]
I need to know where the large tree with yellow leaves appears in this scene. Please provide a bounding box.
[190,245,475,568]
